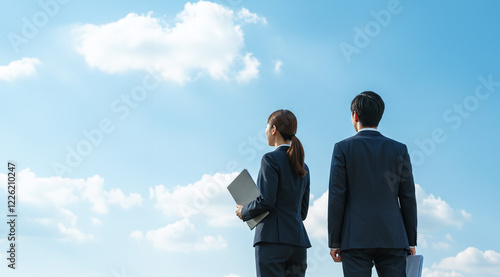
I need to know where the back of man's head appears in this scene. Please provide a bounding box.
[350,91,385,127]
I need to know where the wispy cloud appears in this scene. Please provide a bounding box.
[149,172,240,227]
[0,57,40,81]
[304,191,328,240]
[236,53,260,83]
[139,219,227,252]
[107,188,143,210]
[145,171,241,252]
[422,269,464,277]
[90,217,102,226]
[273,60,283,73]
[0,168,143,214]
[424,247,500,277]
[130,230,143,240]
[58,223,94,243]
[73,1,265,84]
[237,7,267,24]
[416,184,471,231]
[0,168,143,242]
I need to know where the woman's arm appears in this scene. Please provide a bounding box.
[301,168,310,221]
[240,154,279,221]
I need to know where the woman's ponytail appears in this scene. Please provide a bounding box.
[267,109,307,177]
[287,135,306,177]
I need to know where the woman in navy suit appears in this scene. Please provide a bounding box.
[236,109,311,277]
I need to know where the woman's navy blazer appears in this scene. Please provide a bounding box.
[241,145,311,248]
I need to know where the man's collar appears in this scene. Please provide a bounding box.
[358,127,378,132]
[355,128,382,137]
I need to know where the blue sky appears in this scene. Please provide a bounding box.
[1,0,500,276]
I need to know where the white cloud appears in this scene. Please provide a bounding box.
[422,269,464,277]
[149,172,240,227]
[81,174,109,213]
[107,188,143,210]
[0,57,41,81]
[273,60,283,73]
[130,230,143,240]
[430,247,500,276]
[90,217,102,226]
[223,274,243,277]
[416,184,471,231]
[0,168,143,214]
[0,168,143,242]
[430,233,454,250]
[147,171,243,253]
[32,217,52,226]
[235,53,260,83]
[303,191,328,240]
[237,8,267,24]
[418,233,455,251]
[144,219,227,252]
[432,241,451,251]
[73,1,264,84]
[59,207,78,227]
[58,223,94,243]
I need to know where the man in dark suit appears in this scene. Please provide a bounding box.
[328,91,417,276]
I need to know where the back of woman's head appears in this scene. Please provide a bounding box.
[267,109,307,177]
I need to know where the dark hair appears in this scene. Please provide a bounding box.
[267,109,307,177]
[350,91,385,127]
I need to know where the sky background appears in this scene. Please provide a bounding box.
[1,0,500,276]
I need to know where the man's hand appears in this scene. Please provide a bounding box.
[235,205,244,220]
[330,248,342,262]
[409,247,416,255]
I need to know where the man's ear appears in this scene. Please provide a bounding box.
[353,112,359,122]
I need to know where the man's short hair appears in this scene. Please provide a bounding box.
[350,91,385,127]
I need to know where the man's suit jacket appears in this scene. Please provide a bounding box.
[328,130,417,250]
[241,145,311,248]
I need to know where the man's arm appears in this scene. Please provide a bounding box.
[328,143,347,249]
[398,146,418,247]
[241,154,279,221]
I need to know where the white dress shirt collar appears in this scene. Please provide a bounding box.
[275,144,290,150]
[358,127,378,132]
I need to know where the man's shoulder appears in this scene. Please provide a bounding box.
[335,133,366,146]
[336,133,359,144]
[336,132,407,149]
[376,133,408,149]
[384,136,407,148]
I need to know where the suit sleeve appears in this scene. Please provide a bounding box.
[398,146,418,246]
[328,143,347,249]
[241,154,279,221]
[301,167,310,221]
